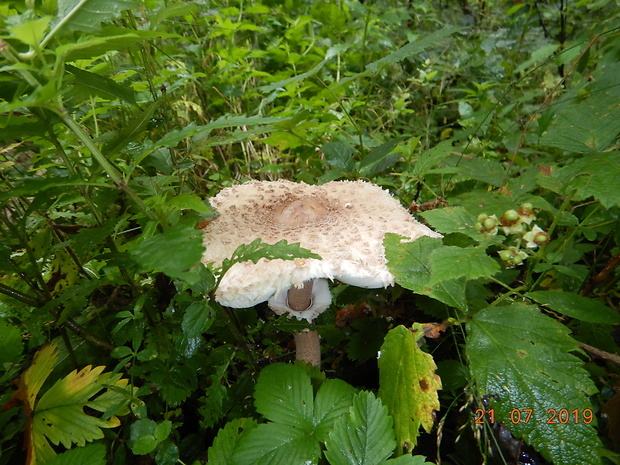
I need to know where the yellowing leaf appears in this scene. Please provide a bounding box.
[378,325,442,452]
[15,344,131,465]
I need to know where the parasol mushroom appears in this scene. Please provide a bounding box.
[201,180,441,367]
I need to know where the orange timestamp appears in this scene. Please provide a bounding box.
[474,408,594,425]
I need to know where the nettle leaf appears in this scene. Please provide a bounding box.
[467,303,603,465]
[324,391,396,465]
[378,326,441,451]
[428,246,500,286]
[384,234,466,310]
[526,291,620,324]
[232,363,356,465]
[130,221,205,285]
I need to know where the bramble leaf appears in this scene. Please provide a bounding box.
[378,325,441,451]
[384,234,467,310]
[467,303,603,465]
[526,291,620,324]
[428,246,500,285]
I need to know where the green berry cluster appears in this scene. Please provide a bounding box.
[476,203,550,268]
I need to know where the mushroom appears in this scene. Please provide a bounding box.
[201,180,442,367]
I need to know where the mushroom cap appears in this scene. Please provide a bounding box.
[202,180,442,309]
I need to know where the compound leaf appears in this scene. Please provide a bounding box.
[324,391,396,465]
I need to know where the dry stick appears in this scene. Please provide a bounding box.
[288,281,321,367]
[580,342,620,367]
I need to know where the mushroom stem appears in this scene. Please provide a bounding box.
[287,281,320,367]
[287,280,314,311]
[294,329,321,367]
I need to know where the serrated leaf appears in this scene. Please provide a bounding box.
[457,158,506,186]
[221,238,321,274]
[181,301,215,339]
[428,246,500,286]
[231,423,321,465]
[378,326,441,450]
[540,92,620,153]
[208,418,257,465]
[237,364,356,464]
[537,152,620,209]
[324,391,396,465]
[130,221,205,284]
[24,349,130,465]
[254,364,314,430]
[384,234,467,310]
[421,207,494,242]
[323,142,356,172]
[45,443,106,465]
[412,140,454,177]
[526,291,620,324]
[137,360,196,407]
[467,303,602,465]
[167,193,212,213]
[313,379,357,441]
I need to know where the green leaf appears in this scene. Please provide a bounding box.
[137,360,196,407]
[9,16,52,47]
[457,158,507,187]
[102,100,161,157]
[384,234,467,310]
[181,301,215,339]
[233,364,356,465]
[45,443,106,465]
[231,423,321,465]
[412,140,455,177]
[313,379,358,441]
[323,142,356,172]
[324,391,396,465]
[167,193,212,213]
[220,238,321,275]
[129,419,158,454]
[428,246,500,286]
[540,92,620,153]
[467,303,602,465]
[57,30,169,61]
[31,358,129,463]
[129,221,205,284]
[65,64,136,105]
[359,139,403,177]
[526,291,620,324]
[378,326,441,451]
[254,364,314,430]
[0,320,23,367]
[421,206,493,241]
[537,152,620,209]
[45,0,140,45]
[208,418,257,465]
